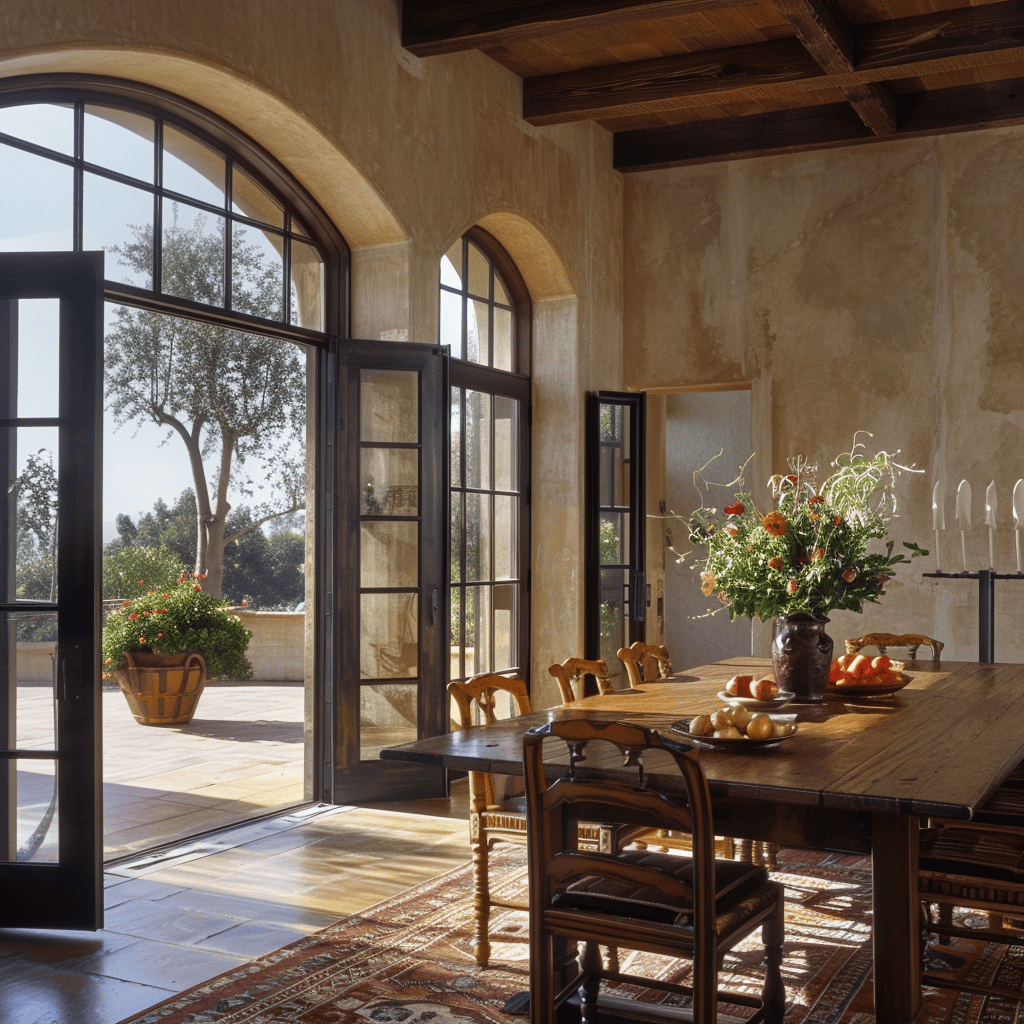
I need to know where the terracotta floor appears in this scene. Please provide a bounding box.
[2,679,473,1023]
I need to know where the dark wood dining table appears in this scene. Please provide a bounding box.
[380,656,1024,1024]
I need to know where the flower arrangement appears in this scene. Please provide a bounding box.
[686,440,927,622]
[102,573,253,680]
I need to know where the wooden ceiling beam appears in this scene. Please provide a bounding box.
[772,0,856,74]
[400,0,739,57]
[523,40,823,126]
[522,0,1024,126]
[613,75,1024,170]
[843,82,899,135]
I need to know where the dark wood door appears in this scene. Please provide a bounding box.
[329,339,449,802]
[0,252,104,928]
[585,391,646,688]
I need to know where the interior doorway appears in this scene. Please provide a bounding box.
[663,389,754,666]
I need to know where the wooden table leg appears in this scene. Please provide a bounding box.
[871,813,921,1024]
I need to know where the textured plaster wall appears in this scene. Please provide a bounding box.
[624,132,1024,663]
[0,0,625,709]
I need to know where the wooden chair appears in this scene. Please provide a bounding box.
[524,717,786,1024]
[448,673,627,968]
[617,641,672,688]
[548,657,614,704]
[919,823,1024,1001]
[844,631,943,665]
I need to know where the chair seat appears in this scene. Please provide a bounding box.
[557,848,768,924]
[920,826,1024,889]
[971,783,1024,825]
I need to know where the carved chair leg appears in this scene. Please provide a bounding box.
[737,838,754,862]
[762,899,787,1024]
[470,836,491,968]
[579,940,601,1024]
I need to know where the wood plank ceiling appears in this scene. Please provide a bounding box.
[401,0,1024,170]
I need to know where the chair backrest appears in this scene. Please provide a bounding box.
[448,673,532,809]
[548,657,614,705]
[844,631,943,665]
[616,641,673,687]
[523,717,715,929]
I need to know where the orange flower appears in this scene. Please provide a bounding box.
[842,568,857,583]
[762,511,787,537]
[241,599,249,607]
[808,512,820,522]
[142,610,151,617]
[786,579,798,594]
[717,591,728,604]
[121,600,130,608]
[138,636,146,645]
[833,516,843,527]
[193,584,202,592]
[725,525,738,537]
[147,590,155,596]
[811,547,825,561]
[162,592,170,598]
[768,556,784,570]
[701,571,715,596]
[809,495,824,504]
[157,633,163,639]
[128,612,138,621]
[724,501,745,516]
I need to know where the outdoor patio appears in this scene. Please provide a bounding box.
[16,677,307,863]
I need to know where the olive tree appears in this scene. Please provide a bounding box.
[105,209,306,596]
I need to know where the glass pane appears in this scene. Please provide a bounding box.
[0,760,59,864]
[360,593,418,679]
[450,387,462,487]
[361,448,418,515]
[9,428,60,605]
[84,106,155,182]
[494,397,517,492]
[8,613,59,751]
[468,585,491,674]
[361,370,418,444]
[494,583,516,672]
[493,306,512,372]
[290,239,324,331]
[360,684,417,760]
[163,125,225,207]
[467,242,489,299]
[450,498,462,583]
[465,391,491,490]
[599,567,629,667]
[83,173,155,290]
[493,272,509,305]
[13,301,60,419]
[600,513,624,567]
[361,521,418,588]
[0,103,73,155]
[439,289,462,357]
[162,199,225,305]
[232,224,284,320]
[232,166,284,228]
[470,299,490,366]
[0,144,73,251]
[466,493,491,582]
[494,495,515,580]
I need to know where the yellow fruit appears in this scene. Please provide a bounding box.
[746,714,776,740]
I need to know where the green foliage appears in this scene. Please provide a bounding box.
[102,546,188,601]
[687,441,927,622]
[102,574,253,680]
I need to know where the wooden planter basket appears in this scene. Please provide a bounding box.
[115,650,208,726]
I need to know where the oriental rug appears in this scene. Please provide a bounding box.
[116,846,1024,1024]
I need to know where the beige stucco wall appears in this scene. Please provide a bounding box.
[624,131,1024,663]
[0,0,623,709]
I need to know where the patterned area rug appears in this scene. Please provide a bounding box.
[116,845,1024,1024]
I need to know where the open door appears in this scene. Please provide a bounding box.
[0,252,104,929]
[585,391,646,689]
[330,339,449,802]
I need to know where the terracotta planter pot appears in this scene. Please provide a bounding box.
[114,650,208,726]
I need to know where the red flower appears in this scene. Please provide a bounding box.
[833,516,843,527]
[842,569,857,583]
[193,584,202,592]
[138,636,146,645]
[121,600,130,608]
[157,633,163,639]
[128,612,138,621]
[137,579,144,585]
[809,495,824,504]
[724,501,745,516]
[786,579,798,594]
[241,599,249,607]
[768,556,784,570]
[142,610,151,617]
[762,511,787,537]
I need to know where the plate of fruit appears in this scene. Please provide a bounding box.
[673,705,797,749]
[826,654,909,697]
[717,673,795,710]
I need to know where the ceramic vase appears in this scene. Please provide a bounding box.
[771,613,833,703]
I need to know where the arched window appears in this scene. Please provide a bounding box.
[0,77,347,852]
[441,227,530,684]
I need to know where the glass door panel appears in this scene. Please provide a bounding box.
[0,251,104,929]
[333,340,447,803]
[586,392,646,690]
